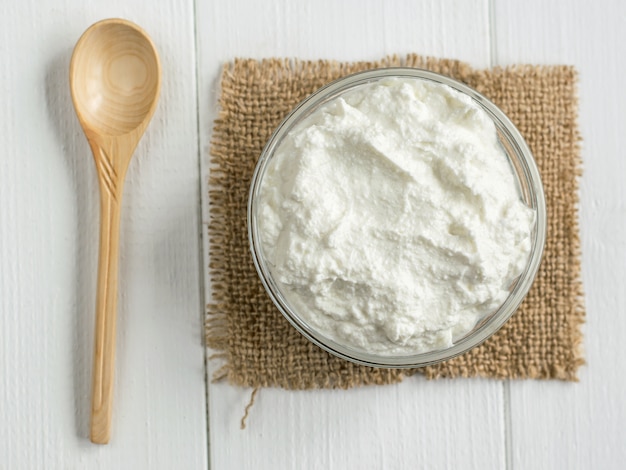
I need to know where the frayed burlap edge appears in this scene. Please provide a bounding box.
[206,55,585,389]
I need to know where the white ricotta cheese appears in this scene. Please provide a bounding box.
[257,77,535,355]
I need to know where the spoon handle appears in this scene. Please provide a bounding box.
[90,148,123,445]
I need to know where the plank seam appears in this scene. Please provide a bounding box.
[503,381,513,470]
[488,1,511,468]
[488,0,498,67]
[191,0,212,467]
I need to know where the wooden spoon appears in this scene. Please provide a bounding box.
[69,18,161,444]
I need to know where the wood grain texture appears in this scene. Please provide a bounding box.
[494,0,625,468]
[70,18,162,443]
[209,379,505,470]
[197,1,506,469]
[0,0,206,467]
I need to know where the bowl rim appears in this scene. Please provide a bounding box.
[247,67,547,368]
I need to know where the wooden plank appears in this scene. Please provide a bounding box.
[197,0,505,468]
[0,1,207,468]
[208,379,504,470]
[494,0,626,468]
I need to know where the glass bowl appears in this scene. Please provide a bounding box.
[247,68,546,368]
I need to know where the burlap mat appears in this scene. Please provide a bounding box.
[207,55,585,389]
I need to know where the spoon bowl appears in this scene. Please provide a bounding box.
[71,19,160,136]
[70,18,161,445]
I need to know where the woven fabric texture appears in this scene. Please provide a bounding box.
[207,55,584,389]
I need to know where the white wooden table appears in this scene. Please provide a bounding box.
[1,0,624,468]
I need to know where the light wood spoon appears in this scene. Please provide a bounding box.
[69,18,161,445]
